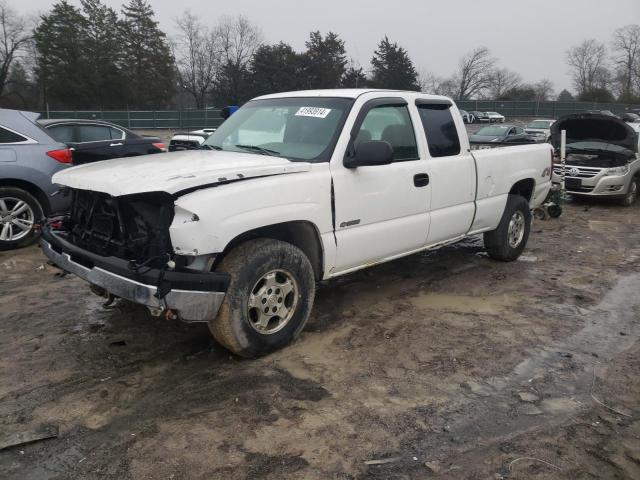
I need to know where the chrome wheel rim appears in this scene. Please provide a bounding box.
[0,197,35,242]
[507,211,525,248]
[247,269,298,334]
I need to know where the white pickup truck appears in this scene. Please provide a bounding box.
[41,89,552,357]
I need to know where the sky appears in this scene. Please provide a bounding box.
[15,0,640,94]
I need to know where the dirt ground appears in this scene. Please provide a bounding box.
[1,197,639,480]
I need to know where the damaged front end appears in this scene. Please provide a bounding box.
[550,113,639,196]
[40,189,229,322]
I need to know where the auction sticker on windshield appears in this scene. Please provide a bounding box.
[295,107,332,118]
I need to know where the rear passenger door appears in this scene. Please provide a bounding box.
[72,124,124,164]
[415,100,476,245]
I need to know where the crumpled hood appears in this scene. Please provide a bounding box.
[551,113,639,153]
[52,150,311,197]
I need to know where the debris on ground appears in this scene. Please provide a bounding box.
[364,456,402,465]
[0,425,59,451]
[517,391,539,403]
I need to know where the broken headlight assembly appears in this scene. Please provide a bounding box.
[604,165,630,176]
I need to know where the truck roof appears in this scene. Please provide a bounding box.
[254,88,452,102]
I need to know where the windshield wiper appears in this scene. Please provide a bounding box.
[234,144,281,156]
[198,144,222,150]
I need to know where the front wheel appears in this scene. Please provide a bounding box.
[483,195,532,261]
[0,187,44,250]
[620,177,638,207]
[209,238,316,358]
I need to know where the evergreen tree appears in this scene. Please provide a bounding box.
[370,36,419,91]
[80,0,125,107]
[557,89,574,101]
[34,0,91,107]
[342,65,368,88]
[249,42,305,97]
[302,31,346,89]
[120,0,175,107]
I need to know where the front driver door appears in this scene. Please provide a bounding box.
[330,98,431,274]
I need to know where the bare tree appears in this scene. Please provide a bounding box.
[215,15,262,102]
[612,24,640,100]
[453,47,495,100]
[487,68,522,99]
[174,11,221,108]
[532,79,554,101]
[0,2,31,99]
[566,39,607,95]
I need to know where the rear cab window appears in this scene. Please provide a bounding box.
[416,103,461,157]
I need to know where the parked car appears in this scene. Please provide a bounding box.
[0,109,72,249]
[41,89,552,357]
[620,112,640,123]
[586,110,616,116]
[550,112,640,206]
[459,110,475,124]
[525,119,555,142]
[486,111,505,123]
[39,119,165,164]
[169,128,216,151]
[470,111,490,123]
[469,124,537,149]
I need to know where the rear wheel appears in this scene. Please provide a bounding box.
[209,238,315,358]
[0,187,44,250]
[620,177,638,206]
[484,194,531,261]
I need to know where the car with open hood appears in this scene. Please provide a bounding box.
[550,112,640,205]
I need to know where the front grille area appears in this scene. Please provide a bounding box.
[553,165,602,178]
[64,189,175,266]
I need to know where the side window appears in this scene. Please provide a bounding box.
[77,125,112,142]
[356,105,418,161]
[109,127,125,140]
[417,104,461,157]
[0,126,27,144]
[48,125,75,143]
[515,127,524,135]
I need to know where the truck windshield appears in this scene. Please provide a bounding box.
[203,97,354,162]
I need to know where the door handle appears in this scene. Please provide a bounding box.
[413,173,430,187]
[109,142,123,147]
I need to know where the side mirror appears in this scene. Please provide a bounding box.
[344,140,393,168]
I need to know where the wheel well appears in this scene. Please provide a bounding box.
[219,221,324,280]
[509,178,535,203]
[0,178,50,214]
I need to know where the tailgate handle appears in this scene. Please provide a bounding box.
[413,173,430,187]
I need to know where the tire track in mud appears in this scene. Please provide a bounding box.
[358,274,640,478]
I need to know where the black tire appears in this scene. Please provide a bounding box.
[620,177,638,207]
[547,204,562,218]
[483,194,532,262]
[209,238,315,358]
[0,187,44,250]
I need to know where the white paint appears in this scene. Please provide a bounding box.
[52,89,552,280]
